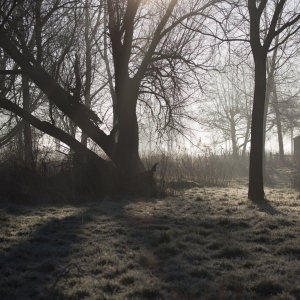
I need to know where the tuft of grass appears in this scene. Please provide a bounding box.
[140,252,160,269]
[155,243,178,257]
[102,282,120,295]
[121,275,135,285]
[195,196,205,201]
[242,261,255,269]
[252,280,283,296]
[251,235,270,243]
[219,260,234,270]
[81,213,96,222]
[277,291,296,300]
[115,227,126,235]
[73,290,90,298]
[131,286,160,299]
[252,245,270,253]
[217,218,232,226]
[276,245,300,259]
[37,261,56,272]
[189,267,212,279]
[214,245,249,259]
[155,231,171,245]
[206,241,223,250]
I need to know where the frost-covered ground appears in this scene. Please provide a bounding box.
[1,182,300,299]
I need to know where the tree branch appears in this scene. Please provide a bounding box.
[0,96,101,158]
[0,29,113,157]
[0,69,22,74]
[135,0,178,82]
[0,120,23,147]
[264,0,286,49]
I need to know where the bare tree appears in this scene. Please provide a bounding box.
[202,66,253,157]
[0,0,222,182]
[247,0,300,201]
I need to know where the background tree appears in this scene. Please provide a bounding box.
[202,66,253,157]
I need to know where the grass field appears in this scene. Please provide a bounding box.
[1,178,300,299]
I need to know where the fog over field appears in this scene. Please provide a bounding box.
[1,0,300,299]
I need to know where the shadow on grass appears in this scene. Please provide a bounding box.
[0,204,102,299]
[0,198,232,299]
[252,199,280,215]
[0,192,291,299]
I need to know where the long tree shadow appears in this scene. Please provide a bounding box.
[251,198,280,215]
[0,204,103,299]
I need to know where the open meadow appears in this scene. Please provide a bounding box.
[1,165,300,299]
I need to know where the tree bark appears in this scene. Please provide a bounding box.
[262,68,272,178]
[242,114,251,157]
[229,112,238,157]
[22,73,33,168]
[248,55,267,201]
[113,82,142,174]
[272,83,284,162]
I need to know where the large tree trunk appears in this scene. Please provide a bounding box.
[248,56,267,201]
[113,87,142,175]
